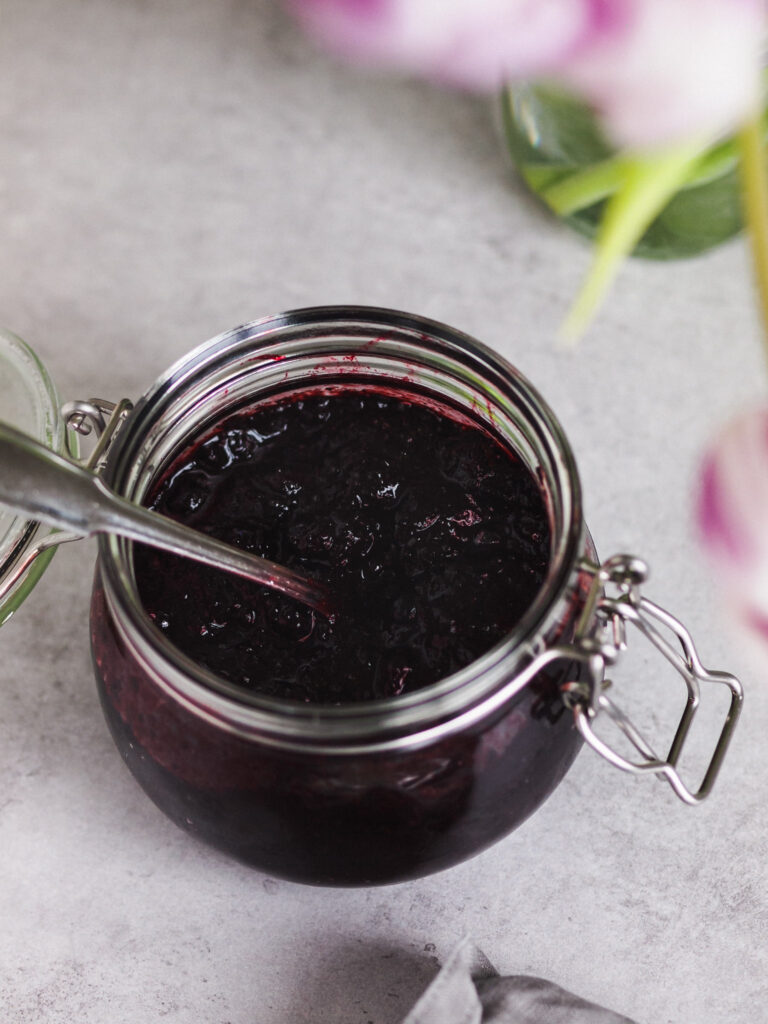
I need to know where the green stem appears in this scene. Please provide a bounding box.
[738,114,768,369]
[562,143,704,341]
[539,159,624,215]
[537,108,768,218]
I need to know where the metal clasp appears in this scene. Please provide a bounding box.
[560,554,743,805]
[0,398,133,605]
[62,397,133,471]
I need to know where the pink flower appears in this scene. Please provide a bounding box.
[289,0,766,148]
[698,408,768,651]
[560,0,766,148]
[289,0,599,87]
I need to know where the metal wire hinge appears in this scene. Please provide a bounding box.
[62,397,134,471]
[558,554,744,805]
[0,398,134,605]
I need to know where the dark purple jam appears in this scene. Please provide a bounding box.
[133,389,551,703]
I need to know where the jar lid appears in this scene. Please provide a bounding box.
[0,328,65,625]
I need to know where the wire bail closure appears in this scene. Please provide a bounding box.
[560,554,743,804]
[62,397,134,471]
[0,398,133,606]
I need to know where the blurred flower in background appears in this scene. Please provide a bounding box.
[289,0,764,148]
[290,1,767,328]
[698,409,768,660]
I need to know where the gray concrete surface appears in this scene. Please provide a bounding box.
[1,2,766,1021]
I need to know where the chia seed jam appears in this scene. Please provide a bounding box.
[89,311,589,885]
[133,388,551,704]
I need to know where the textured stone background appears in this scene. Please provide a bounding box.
[1,2,766,1022]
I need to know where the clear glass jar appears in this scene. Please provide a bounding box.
[86,308,741,886]
[89,308,593,884]
[0,327,67,625]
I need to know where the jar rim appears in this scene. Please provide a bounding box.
[0,328,64,624]
[97,306,586,746]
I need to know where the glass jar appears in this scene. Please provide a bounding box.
[82,308,741,886]
[501,83,746,259]
[0,327,67,625]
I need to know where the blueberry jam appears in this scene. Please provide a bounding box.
[133,389,551,703]
[91,374,586,885]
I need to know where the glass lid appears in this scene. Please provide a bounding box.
[0,327,65,624]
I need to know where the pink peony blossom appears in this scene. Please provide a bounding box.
[698,408,768,651]
[289,0,602,87]
[560,0,766,148]
[289,0,767,148]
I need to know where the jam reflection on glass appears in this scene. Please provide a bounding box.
[91,386,585,884]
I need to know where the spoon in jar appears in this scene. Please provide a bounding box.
[0,421,333,616]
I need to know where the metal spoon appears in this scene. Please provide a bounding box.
[0,421,331,615]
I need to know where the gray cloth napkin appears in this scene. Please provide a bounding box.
[401,938,638,1024]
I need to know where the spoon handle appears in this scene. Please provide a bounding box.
[0,421,330,614]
